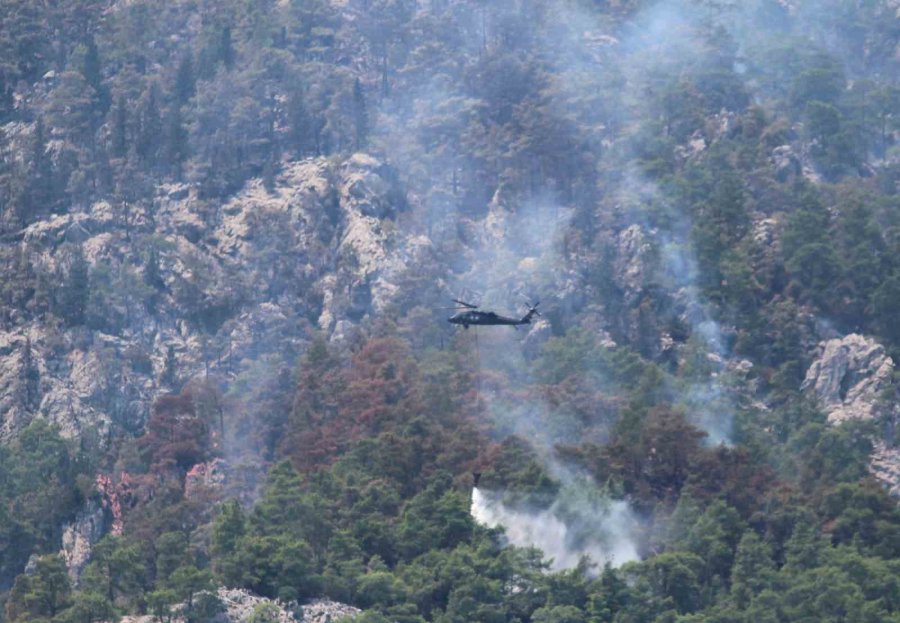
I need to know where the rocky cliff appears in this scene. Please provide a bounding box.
[802,333,900,495]
[59,499,106,581]
[0,152,417,577]
[802,334,895,424]
[0,153,412,446]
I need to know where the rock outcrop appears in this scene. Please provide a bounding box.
[801,334,894,424]
[0,153,412,444]
[299,600,362,623]
[116,588,360,623]
[614,224,652,307]
[0,328,121,442]
[872,442,900,497]
[771,145,802,181]
[802,333,900,495]
[217,588,301,623]
[59,499,106,581]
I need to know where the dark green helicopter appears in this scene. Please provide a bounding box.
[447,298,541,330]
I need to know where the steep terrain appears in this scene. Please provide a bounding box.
[2,0,900,622]
[0,153,415,445]
[802,334,900,495]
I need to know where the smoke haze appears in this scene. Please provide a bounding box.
[471,487,640,572]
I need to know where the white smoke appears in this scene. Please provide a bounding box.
[471,486,640,572]
[659,239,735,446]
[616,172,736,445]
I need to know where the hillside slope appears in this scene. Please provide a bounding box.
[2,0,900,622]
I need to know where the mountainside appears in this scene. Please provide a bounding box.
[2,0,900,622]
[0,152,413,442]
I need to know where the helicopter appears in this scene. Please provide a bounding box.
[447,298,541,329]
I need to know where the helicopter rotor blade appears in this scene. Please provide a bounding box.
[523,299,541,316]
[452,298,478,309]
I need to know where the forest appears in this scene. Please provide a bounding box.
[1,0,900,622]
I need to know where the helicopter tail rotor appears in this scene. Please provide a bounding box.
[520,300,541,323]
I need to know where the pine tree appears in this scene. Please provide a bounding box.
[211,500,247,585]
[136,84,162,165]
[80,34,109,114]
[146,589,179,623]
[0,76,13,120]
[144,247,164,290]
[161,344,178,388]
[0,128,26,231]
[46,69,101,146]
[220,26,235,70]
[81,36,101,90]
[58,246,90,326]
[262,154,277,193]
[25,118,54,222]
[872,273,900,343]
[164,104,189,179]
[730,531,775,609]
[288,87,314,156]
[20,337,40,411]
[783,515,825,573]
[5,554,71,622]
[111,95,128,159]
[0,0,50,87]
[174,52,196,104]
[81,536,146,607]
[59,591,115,623]
[353,78,368,151]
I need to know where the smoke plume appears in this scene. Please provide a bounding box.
[471,486,640,572]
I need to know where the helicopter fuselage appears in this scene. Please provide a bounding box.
[447,310,530,329]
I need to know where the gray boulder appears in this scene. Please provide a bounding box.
[801,334,894,424]
[802,333,900,495]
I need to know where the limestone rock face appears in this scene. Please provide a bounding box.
[0,332,36,439]
[0,328,118,442]
[752,217,779,248]
[674,130,706,163]
[299,600,362,623]
[0,153,412,444]
[801,334,894,424]
[334,153,409,315]
[614,224,651,307]
[771,145,802,181]
[212,160,334,267]
[802,333,900,495]
[59,499,106,581]
[117,589,361,623]
[872,442,900,497]
[217,587,302,622]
